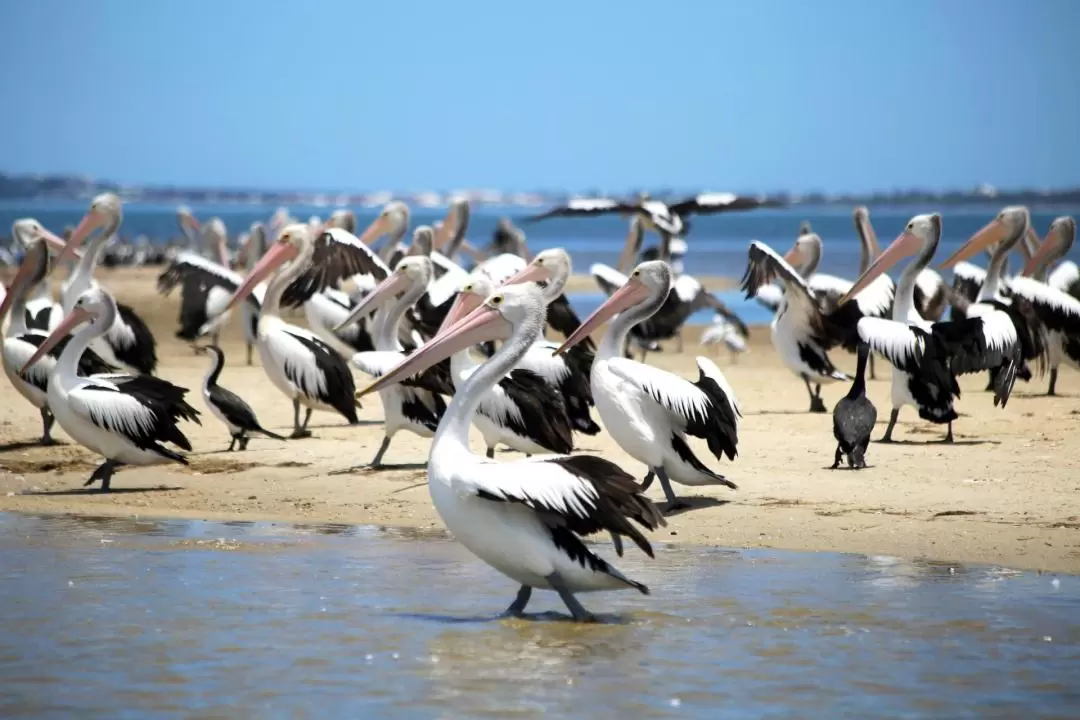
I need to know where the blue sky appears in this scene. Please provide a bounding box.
[2,0,1078,193]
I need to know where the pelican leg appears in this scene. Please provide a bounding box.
[641,470,655,490]
[39,408,57,446]
[942,422,954,444]
[501,585,532,617]
[545,572,597,623]
[656,467,689,514]
[486,447,495,459]
[804,375,827,413]
[227,435,238,452]
[301,408,313,431]
[85,459,121,492]
[830,445,843,469]
[245,343,254,366]
[879,408,900,443]
[368,436,391,468]
[1047,368,1058,396]
[675,334,684,353]
[290,399,312,439]
[868,354,876,380]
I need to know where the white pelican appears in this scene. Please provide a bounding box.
[357,282,666,622]
[11,220,63,332]
[1010,216,1080,395]
[553,260,740,510]
[213,224,374,438]
[19,287,201,491]
[1,236,115,444]
[195,345,285,451]
[836,213,1022,443]
[700,315,749,362]
[58,194,158,375]
[157,215,250,348]
[335,255,451,468]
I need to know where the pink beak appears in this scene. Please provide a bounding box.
[333,271,412,333]
[553,277,653,355]
[223,240,297,314]
[19,307,94,374]
[838,230,921,306]
[59,209,105,266]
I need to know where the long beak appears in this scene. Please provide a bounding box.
[552,278,652,356]
[615,219,643,274]
[434,207,457,250]
[357,215,390,246]
[0,249,47,321]
[356,304,510,400]
[59,209,105,265]
[938,218,1006,269]
[435,291,485,336]
[19,307,93,374]
[501,263,551,288]
[224,241,296,314]
[32,226,70,257]
[1023,232,1058,277]
[783,246,805,270]
[838,230,921,305]
[333,271,410,332]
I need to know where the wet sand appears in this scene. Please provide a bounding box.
[2,267,1079,573]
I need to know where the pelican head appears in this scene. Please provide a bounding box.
[1024,216,1076,277]
[224,223,311,313]
[839,213,941,306]
[553,260,672,356]
[334,256,433,332]
[60,193,123,265]
[433,272,498,337]
[784,232,823,275]
[12,218,68,257]
[328,209,357,234]
[0,235,51,322]
[356,283,546,401]
[408,226,436,257]
[939,206,1030,270]
[177,205,200,237]
[435,196,471,251]
[502,248,572,293]
[19,286,116,375]
[357,201,409,246]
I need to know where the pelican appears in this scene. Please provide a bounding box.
[19,287,201,491]
[58,194,158,375]
[11,221,63,333]
[195,345,285,451]
[553,261,740,510]
[335,255,451,468]
[1010,216,1080,395]
[213,224,372,438]
[357,282,666,622]
[157,216,249,348]
[836,213,1023,443]
[1,236,115,444]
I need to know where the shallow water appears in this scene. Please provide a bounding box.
[1,512,1077,718]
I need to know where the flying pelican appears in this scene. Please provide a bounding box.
[58,194,158,375]
[836,213,1023,443]
[212,224,372,438]
[195,344,285,451]
[357,282,666,622]
[553,260,740,510]
[1,236,115,444]
[334,255,451,468]
[19,287,201,491]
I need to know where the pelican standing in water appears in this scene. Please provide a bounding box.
[554,261,740,511]
[19,287,200,491]
[357,282,666,622]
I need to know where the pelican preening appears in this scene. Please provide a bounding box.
[357,282,666,621]
[19,287,201,491]
[196,344,285,451]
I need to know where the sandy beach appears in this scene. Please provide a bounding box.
[2,266,1078,574]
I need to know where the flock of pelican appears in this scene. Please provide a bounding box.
[1,190,1078,621]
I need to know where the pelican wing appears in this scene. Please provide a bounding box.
[70,375,200,454]
[281,228,390,308]
[157,252,243,295]
[741,241,832,342]
[607,356,740,462]
[1048,261,1079,299]
[449,454,665,557]
[668,192,783,216]
[524,198,635,222]
[1006,276,1080,335]
[476,253,527,286]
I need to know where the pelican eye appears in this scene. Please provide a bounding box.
[463,284,473,293]
[490,295,504,307]
[535,258,544,265]
[632,270,641,277]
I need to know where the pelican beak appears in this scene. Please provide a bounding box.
[616,218,644,274]
[1022,231,1058,277]
[434,290,485,336]
[838,230,921,306]
[553,277,652,356]
[19,307,94,374]
[782,245,805,270]
[502,262,551,288]
[0,246,47,322]
[59,209,105,265]
[434,207,458,250]
[31,226,71,258]
[357,214,391,246]
[938,217,1006,269]
[333,270,411,332]
[356,302,511,400]
[224,238,297,314]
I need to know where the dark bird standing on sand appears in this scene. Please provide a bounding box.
[196,345,285,451]
[831,344,877,470]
